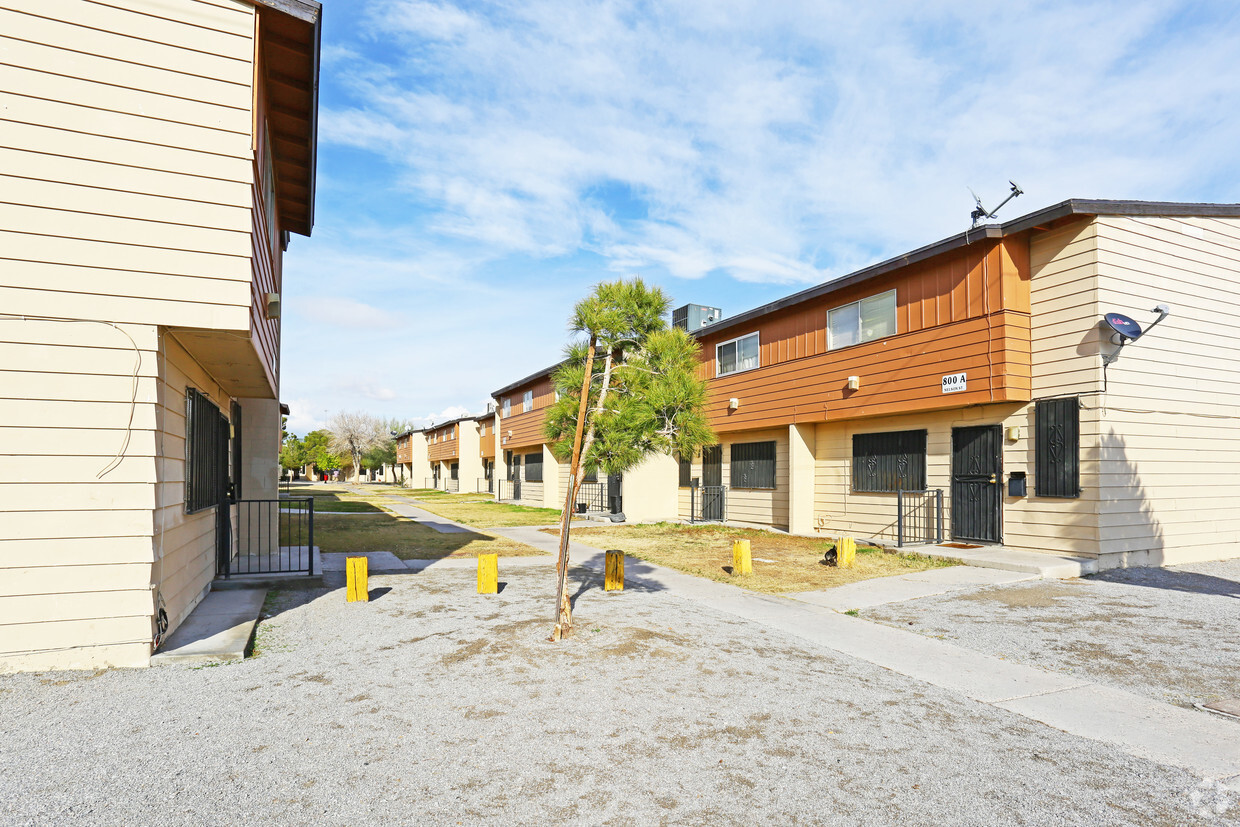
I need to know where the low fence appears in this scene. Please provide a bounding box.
[217,497,315,578]
[896,489,944,547]
[574,481,606,514]
[689,485,727,523]
[477,478,494,494]
[496,479,522,502]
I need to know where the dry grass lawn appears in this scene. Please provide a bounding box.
[557,522,957,593]
[302,513,542,560]
[382,492,571,528]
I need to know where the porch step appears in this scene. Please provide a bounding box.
[895,543,1099,579]
[151,590,266,666]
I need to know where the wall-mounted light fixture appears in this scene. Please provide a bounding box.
[847,376,861,390]
[728,398,740,410]
[265,292,281,319]
[1005,425,1021,442]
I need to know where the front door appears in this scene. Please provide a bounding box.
[701,444,723,521]
[951,425,1002,543]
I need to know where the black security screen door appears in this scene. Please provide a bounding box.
[951,425,1002,543]
[701,444,723,521]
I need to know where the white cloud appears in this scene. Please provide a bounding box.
[294,297,402,329]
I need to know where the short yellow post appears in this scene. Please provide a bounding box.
[837,536,856,569]
[605,550,624,591]
[346,556,369,602]
[732,539,752,575]
[477,553,498,594]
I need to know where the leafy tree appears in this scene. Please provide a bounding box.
[280,433,307,475]
[302,429,343,476]
[543,278,715,640]
[327,411,386,483]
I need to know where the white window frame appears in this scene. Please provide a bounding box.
[827,289,897,351]
[715,331,761,377]
[523,390,533,413]
[502,397,511,417]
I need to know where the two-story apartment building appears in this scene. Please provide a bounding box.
[676,200,1240,570]
[0,0,321,671]
[476,200,1239,570]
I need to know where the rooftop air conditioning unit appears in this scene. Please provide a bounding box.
[672,304,723,331]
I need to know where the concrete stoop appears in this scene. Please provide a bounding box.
[151,590,267,666]
[888,543,1098,579]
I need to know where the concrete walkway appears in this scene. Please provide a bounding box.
[790,566,1037,611]
[490,525,1240,781]
[150,590,266,666]
[385,500,476,534]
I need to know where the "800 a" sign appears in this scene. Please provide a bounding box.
[941,372,967,394]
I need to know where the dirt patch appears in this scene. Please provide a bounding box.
[951,581,1092,609]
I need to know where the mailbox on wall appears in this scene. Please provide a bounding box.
[1008,471,1027,497]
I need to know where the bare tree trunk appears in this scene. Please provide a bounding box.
[551,338,598,641]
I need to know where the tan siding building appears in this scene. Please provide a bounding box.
[0,0,320,672]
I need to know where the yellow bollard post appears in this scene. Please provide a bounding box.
[837,536,856,569]
[605,550,625,591]
[477,553,498,594]
[346,556,369,602]
[732,539,752,575]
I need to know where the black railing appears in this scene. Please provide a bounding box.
[477,478,495,494]
[496,479,522,501]
[446,478,460,493]
[689,484,727,523]
[575,481,605,513]
[217,497,315,578]
[897,489,943,547]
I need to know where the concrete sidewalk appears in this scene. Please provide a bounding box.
[491,525,1240,781]
[151,590,266,666]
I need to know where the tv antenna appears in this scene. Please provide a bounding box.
[969,181,1023,227]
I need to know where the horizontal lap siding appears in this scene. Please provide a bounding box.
[812,404,1101,556]
[156,332,231,635]
[0,319,160,671]
[0,0,258,329]
[708,429,790,529]
[497,377,555,446]
[250,65,280,389]
[1092,215,1240,564]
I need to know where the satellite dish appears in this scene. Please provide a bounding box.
[1104,313,1143,342]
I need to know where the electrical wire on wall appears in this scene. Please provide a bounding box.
[0,313,143,480]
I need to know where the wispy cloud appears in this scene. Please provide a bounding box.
[281,0,1240,423]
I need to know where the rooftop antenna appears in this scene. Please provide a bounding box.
[969,180,1024,227]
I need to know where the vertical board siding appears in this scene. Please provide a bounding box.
[0,0,259,329]
[0,319,160,671]
[1090,215,1240,564]
[1029,217,1102,397]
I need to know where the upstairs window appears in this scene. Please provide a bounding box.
[717,332,760,377]
[730,441,776,489]
[502,397,511,417]
[523,390,533,412]
[1036,397,1080,498]
[852,430,926,492]
[828,290,896,350]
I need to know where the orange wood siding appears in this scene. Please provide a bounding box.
[479,430,495,458]
[249,60,280,394]
[427,424,458,462]
[699,238,1031,433]
[396,436,411,463]
[498,376,554,449]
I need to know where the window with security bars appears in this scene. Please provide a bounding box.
[730,441,776,489]
[525,452,543,482]
[185,388,228,513]
[583,466,598,483]
[852,430,926,492]
[1036,397,1080,497]
[678,453,692,487]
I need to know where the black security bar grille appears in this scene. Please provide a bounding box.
[524,452,543,482]
[1035,397,1080,497]
[853,430,927,493]
[186,388,228,513]
[730,441,776,489]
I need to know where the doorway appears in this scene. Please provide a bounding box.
[701,444,724,521]
[951,425,1002,543]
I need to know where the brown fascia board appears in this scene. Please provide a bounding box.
[491,361,564,400]
[695,198,1240,341]
[420,413,485,433]
[250,0,320,236]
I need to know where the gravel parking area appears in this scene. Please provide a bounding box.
[864,559,1240,709]
[0,564,1222,826]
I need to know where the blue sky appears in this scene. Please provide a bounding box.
[280,0,1240,436]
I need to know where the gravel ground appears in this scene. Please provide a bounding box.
[864,559,1240,709]
[0,565,1227,826]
